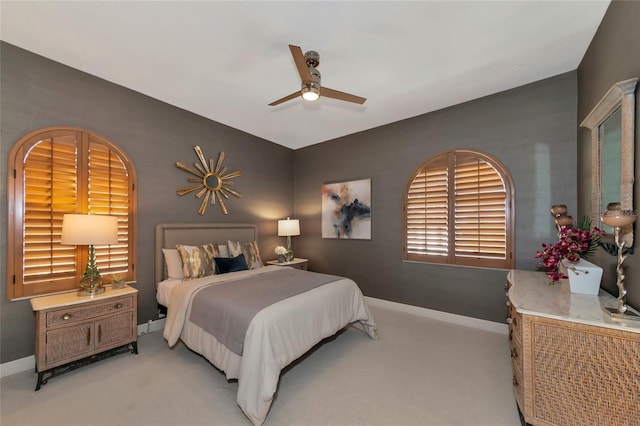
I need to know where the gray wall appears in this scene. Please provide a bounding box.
[6,4,635,363]
[578,0,640,309]
[0,42,294,363]
[293,72,578,323]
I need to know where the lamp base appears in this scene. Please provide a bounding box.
[603,307,640,321]
[77,274,104,297]
[284,249,294,262]
[78,287,106,297]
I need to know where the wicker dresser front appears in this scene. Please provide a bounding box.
[507,270,640,426]
[32,286,138,373]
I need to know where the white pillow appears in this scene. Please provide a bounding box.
[217,244,229,258]
[162,248,184,279]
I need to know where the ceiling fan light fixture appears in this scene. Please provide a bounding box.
[269,44,366,106]
[301,85,320,101]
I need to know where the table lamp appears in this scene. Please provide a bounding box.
[61,214,119,296]
[278,217,300,262]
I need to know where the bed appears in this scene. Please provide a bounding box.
[155,223,377,425]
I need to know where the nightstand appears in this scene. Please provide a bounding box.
[31,286,138,390]
[267,258,309,270]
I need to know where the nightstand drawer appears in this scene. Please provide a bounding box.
[46,295,134,327]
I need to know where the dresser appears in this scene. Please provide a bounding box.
[31,286,138,390]
[506,270,640,426]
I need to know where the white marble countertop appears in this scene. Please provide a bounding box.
[30,285,137,311]
[508,269,640,333]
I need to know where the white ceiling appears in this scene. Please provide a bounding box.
[1,1,610,150]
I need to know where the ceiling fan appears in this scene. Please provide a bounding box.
[269,45,366,106]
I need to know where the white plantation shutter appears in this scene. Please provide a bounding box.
[404,150,513,269]
[7,127,136,299]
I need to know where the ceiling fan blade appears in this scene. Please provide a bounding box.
[289,45,312,85]
[321,87,367,105]
[269,91,301,106]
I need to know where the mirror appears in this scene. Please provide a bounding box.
[176,146,242,216]
[204,173,222,191]
[600,107,622,217]
[581,78,637,249]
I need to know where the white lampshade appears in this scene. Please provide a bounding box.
[278,218,300,237]
[61,214,119,245]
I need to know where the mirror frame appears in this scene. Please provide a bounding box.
[580,78,637,249]
[175,146,242,216]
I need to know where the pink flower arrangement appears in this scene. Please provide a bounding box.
[535,226,604,282]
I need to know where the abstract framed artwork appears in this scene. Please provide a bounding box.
[322,178,372,239]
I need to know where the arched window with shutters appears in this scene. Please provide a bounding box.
[404,149,514,269]
[7,127,137,300]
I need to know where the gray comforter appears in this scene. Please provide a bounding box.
[189,268,340,355]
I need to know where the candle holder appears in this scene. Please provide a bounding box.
[550,204,568,217]
[550,205,573,238]
[600,209,639,320]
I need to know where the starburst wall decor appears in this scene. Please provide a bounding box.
[176,146,242,215]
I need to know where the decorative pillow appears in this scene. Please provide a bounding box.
[227,240,243,257]
[176,244,216,279]
[214,254,249,274]
[243,241,264,269]
[162,248,184,279]
[227,240,263,269]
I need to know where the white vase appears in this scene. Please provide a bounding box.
[564,258,603,295]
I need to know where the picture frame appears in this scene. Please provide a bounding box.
[321,178,371,239]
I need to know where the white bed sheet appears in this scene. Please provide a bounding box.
[162,266,377,425]
[156,278,181,307]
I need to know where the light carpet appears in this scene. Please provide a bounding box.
[0,305,520,426]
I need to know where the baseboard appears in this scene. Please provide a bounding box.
[137,318,166,336]
[3,303,505,379]
[1,319,167,379]
[364,296,509,335]
[0,355,36,379]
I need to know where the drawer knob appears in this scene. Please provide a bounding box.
[61,313,72,321]
[114,303,123,309]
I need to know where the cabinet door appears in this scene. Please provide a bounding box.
[530,318,640,425]
[95,312,135,351]
[46,322,94,367]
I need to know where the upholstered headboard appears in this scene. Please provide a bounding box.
[155,223,258,285]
